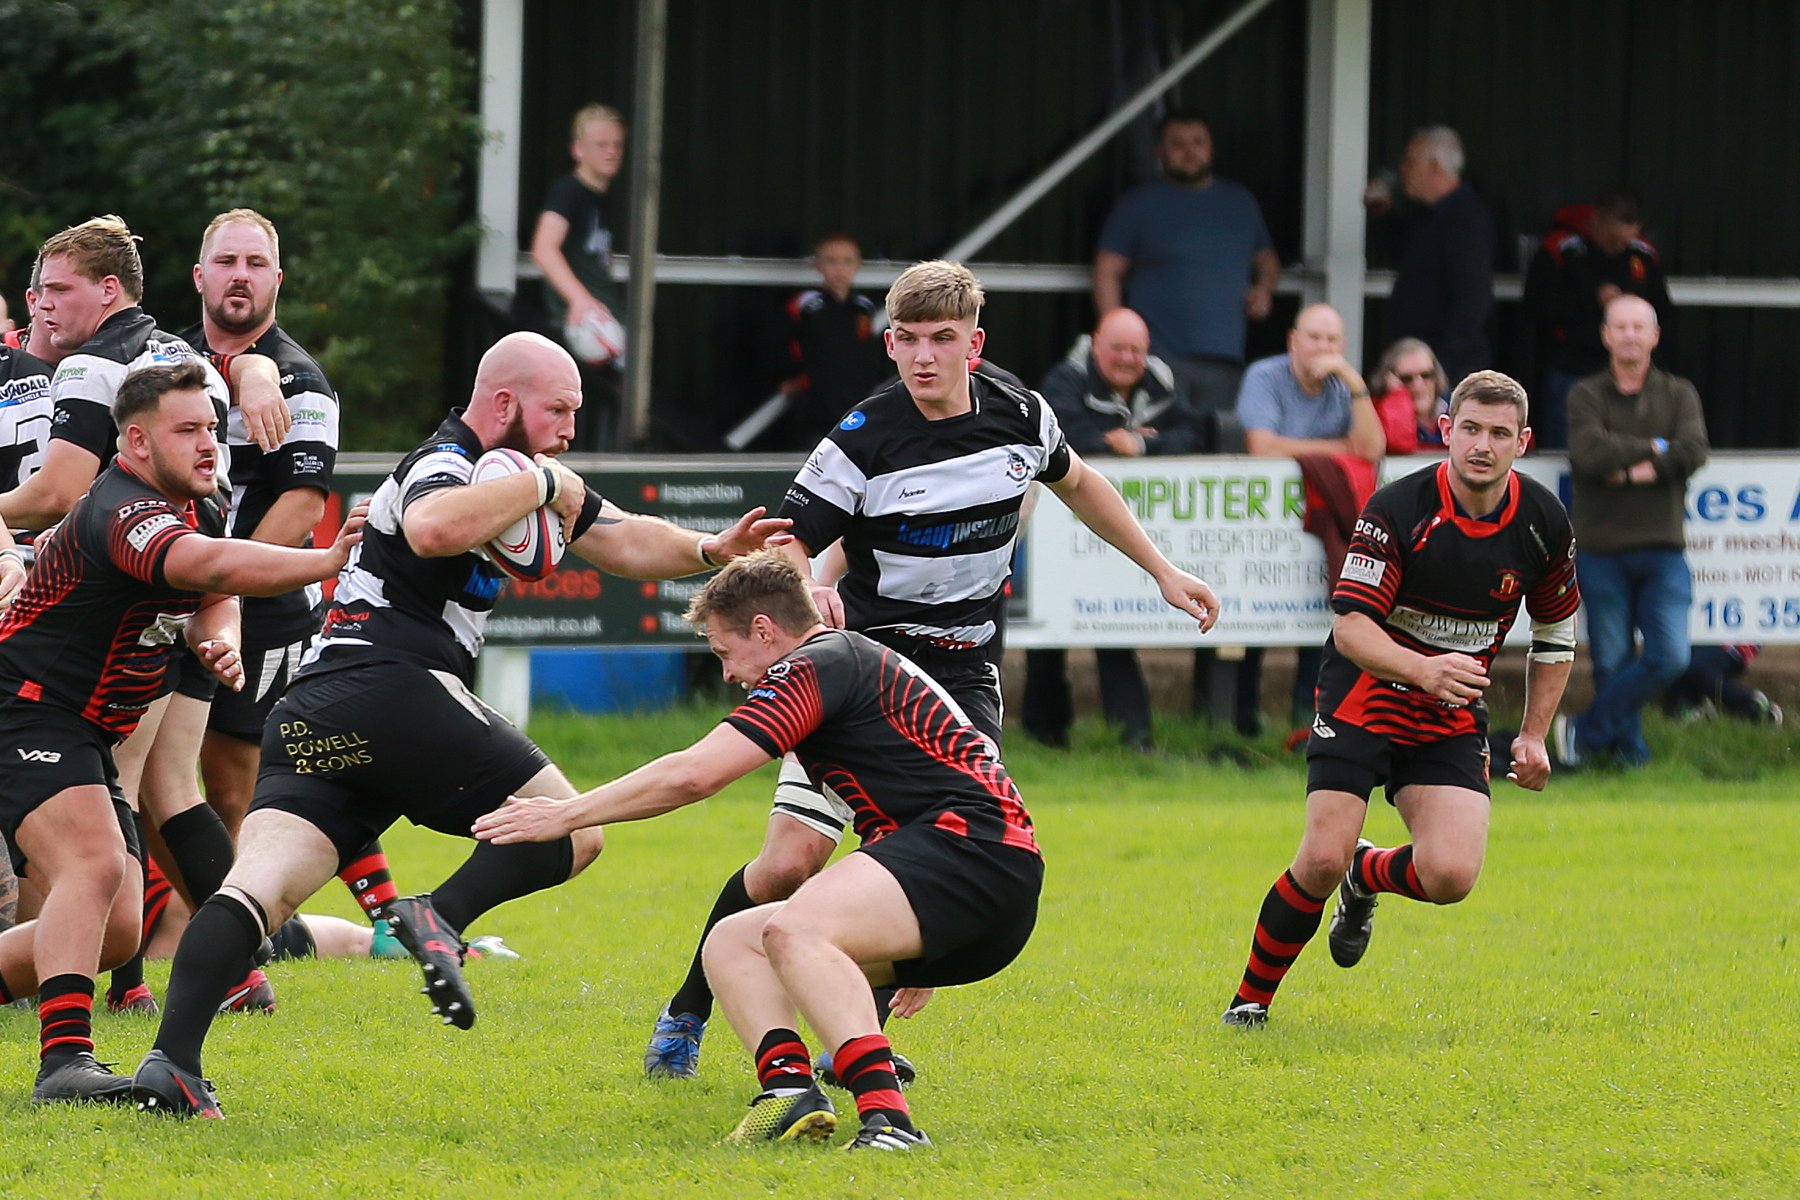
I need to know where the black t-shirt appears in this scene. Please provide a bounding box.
[0,460,209,740]
[779,289,888,444]
[724,628,1039,853]
[181,321,340,627]
[1316,461,1580,744]
[540,173,622,319]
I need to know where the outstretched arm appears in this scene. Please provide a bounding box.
[473,724,773,842]
[571,503,791,580]
[1046,450,1219,632]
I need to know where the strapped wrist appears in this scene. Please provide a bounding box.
[696,534,722,569]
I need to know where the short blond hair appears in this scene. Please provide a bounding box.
[199,208,281,266]
[685,549,822,637]
[886,260,984,325]
[1448,369,1529,425]
[39,215,143,302]
[571,104,626,139]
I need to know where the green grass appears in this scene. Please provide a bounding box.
[4,704,1796,1197]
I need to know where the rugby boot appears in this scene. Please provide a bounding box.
[845,1111,932,1151]
[727,1081,837,1143]
[32,1051,135,1105]
[1328,838,1379,968]
[385,894,475,1029]
[132,1049,222,1118]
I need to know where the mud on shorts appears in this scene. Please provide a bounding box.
[0,700,139,875]
[249,662,553,869]
[857,824,1043,989]
[770,644,1004,843]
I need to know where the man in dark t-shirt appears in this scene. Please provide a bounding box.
[1221,371,1580,1030]
[0,360,363,1106]
[476,550,1039,1150]
[530,104,628,451]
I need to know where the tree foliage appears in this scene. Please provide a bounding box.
[0,0,481,448]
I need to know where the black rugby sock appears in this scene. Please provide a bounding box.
[430,837,575,933]
[159,804,235,902]
[153,893,264,1075]
[1354,843,1432,902]
[1231,870,1327,1011]
[667,866,755,1021]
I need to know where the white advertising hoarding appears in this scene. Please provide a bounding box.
[1010,453,1800,648]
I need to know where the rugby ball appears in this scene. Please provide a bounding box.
[564,312,626,366]
[472,448,566,581]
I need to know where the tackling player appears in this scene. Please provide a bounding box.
[642,259,1220,1082]
[478,550,1043,1150]
[1222,370,1580,1027]
[0,361,365,1103]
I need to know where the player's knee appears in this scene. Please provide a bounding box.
[758,908,813,966]
[745,852,820,903]
[1291,842,1356,896]
[1417,857,1481,904]
[570,825,605,873]
[702,909,769,973]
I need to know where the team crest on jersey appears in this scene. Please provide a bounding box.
[839,411,866,431]
[763,659,795,682]
[1490,570,1521,600]
[1005,451,1029,481]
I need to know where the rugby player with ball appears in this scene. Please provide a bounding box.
[131,331,789,1117]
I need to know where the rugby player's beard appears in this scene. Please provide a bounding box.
[146,440,218,503]
[1449,456,1506,511]
[498,408,532,454]
[204,290,275,337]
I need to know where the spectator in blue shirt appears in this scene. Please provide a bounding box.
[1232,303,1384,735]
[1093,109,1280,417]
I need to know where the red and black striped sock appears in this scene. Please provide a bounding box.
[835,1033,913,1132]
[39,974,95,1062]
[1232,870,1327,1010]
[754,1028,814,1094]
[1355,844,1431,901]
[142,857,175,944]
[339,840,398,920]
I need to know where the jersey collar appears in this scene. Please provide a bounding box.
[1434,460,1518,537]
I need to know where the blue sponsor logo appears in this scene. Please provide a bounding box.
[839,411,866,431]
[463,562,506,602]
[436,442,471,457]
[748,688,777,701]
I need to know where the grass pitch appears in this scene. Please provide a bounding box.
[3,705,1795,1197]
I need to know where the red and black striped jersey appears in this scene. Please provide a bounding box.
[1317,461,1579,744]
[0,460,207,740]
[723,628,1039,855]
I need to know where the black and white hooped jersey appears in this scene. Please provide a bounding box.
[49,307,231,490]
[182,321,339,624]
[778,373,1070,655]
[1317,461,1580,744]
[0,345,53,493]
[301,410,605,684]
